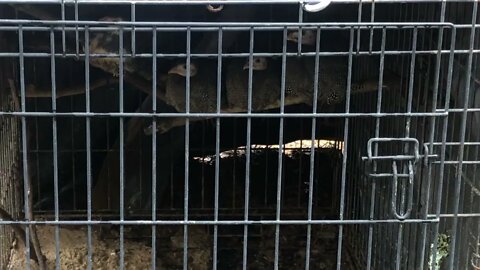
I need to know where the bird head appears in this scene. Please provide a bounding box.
[87,16,124,53]
[243,57,268,71]
[206,4,224,13]
[168,62,198,77]
[287,29,316,46]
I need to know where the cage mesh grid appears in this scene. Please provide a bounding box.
[0,80,20,269]
[0,1,479,269]
[0,70,19,267]
[0,23,22,269]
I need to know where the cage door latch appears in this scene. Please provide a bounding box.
[362,137,421,220]
[364,137,420,163]
[390,160,414,220]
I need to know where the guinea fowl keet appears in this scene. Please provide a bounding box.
[87,16,137,77]
[226,55,341,113]
[225,57,282,112]
[164,61,218,113]
[286,29,385,107]
[144,61,220,135]
[286,29,317,47]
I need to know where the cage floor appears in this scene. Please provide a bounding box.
[7,223,355,269]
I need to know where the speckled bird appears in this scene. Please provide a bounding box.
[87,16,137,77]
[164,61,219,113]
[225,57,284,112]
[143,61,220,135]
[226,55,347,112]
[224,29,350,113]
[286,29,382,106]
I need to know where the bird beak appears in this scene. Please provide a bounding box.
[168,64,197,77]
[286,32,298,42]
[168,66,182,76]
[243,63,250,70]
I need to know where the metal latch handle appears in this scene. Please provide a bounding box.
[391,161,415,220]
[366,137,420,163]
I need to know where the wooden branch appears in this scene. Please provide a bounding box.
[93,94,155,210]
[144,116,210,136]
[11,4,57,20]
[22,78,116,99]
[126,94,154,144]
[27,171,47,270]
[125,72,166,101]
[10,4,171,102]
[20,73,165,101]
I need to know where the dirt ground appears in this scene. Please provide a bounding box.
[7,223,355,270]
[7,149,348,269]
[7,225,211,270]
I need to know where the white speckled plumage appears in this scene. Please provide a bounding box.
[164,61,219,113]
[87,17,137,77]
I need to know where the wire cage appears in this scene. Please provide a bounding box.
[0,27,22,269]
[0,0,479,269]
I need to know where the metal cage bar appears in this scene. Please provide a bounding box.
[0,1,478,270]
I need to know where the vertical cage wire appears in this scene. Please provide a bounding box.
[0,28,21,269]
[0,1,479,270]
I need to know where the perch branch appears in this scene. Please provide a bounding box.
[27,172,47,270]
[21,78,116,98]
[125,72,166,101]
[11,4,56,20]
[21,73,165,100]
[125,94,155,143]
[11,4,170,101]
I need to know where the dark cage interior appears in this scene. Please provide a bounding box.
[0,1,479,270]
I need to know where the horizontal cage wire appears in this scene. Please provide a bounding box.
[0,1,479,270]
[0,31,22,270]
